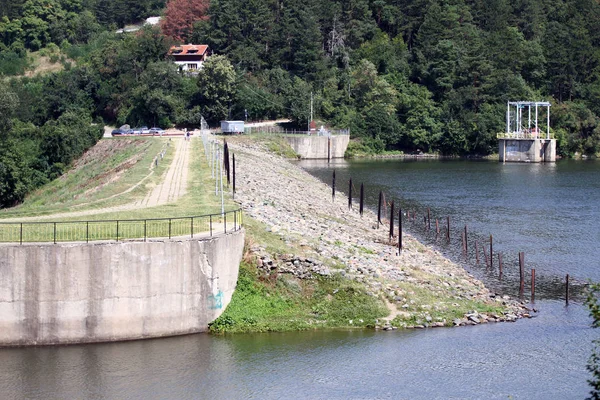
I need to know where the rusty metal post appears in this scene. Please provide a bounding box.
[332,170,336,201]
[566,274,570,306]
[348,178,352,210]
[498,253,503,280]
[519,252,525,298]
[446,216,450,241]
[464,225,468,254]
[483,244,489,267]
[490,235,493,269]
[436,219,439,235]
[377,191,383,228]
[389,201,395,239]
[531,268,536,303]
[359,183,364,216]
[427,208,431,230]
[398,208,403,254]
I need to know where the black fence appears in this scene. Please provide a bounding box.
[0,209,243,244]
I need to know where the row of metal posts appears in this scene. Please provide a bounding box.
[201,132,236,214]
[334,170,572,306]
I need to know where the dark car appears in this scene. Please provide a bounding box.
[111,128,128,136]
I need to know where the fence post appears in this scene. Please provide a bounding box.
[446,217,450,241]
[464,225,468,254]
[234,210,237,231]
[389,201,395,239]
[348,178,353,209]
[566,274,570,306]
[427,208,431,230]
[224,212,227,233]
[332,170,336,201]
[377,191,382,228]
[169,218,172,239]
[233,154,236,199]
[359,183,364,216]
[519,252,525,298]
[86,221,89,243]
[54,222,56,244]
[531,268,536,303]
[498,253,503,280]
[144,220,147,242]
[398,208,403,254]
[116,220,119,242]
[20,223,23,245]
[210,215,213,237]
[490,235,494,269]
[191,217,194,238]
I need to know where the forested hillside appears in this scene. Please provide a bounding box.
[1,0,600,207]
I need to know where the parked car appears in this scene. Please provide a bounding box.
[111,128,128,136]
[149,127,165,136]
[131,127,142,135]
[141,126,150,134]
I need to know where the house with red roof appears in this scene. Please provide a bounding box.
[168,44,209,73]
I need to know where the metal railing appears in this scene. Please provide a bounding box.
[497,131,555,140]
[244,126,350,136]
[0,209,243,245]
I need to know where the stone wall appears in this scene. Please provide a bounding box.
[284,135,350,159]
[0,229,244,346]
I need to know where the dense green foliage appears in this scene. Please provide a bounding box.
[191,0,600,157]
[2,0,600,207]
[587,283,600,399]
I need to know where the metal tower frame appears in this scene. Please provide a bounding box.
[506,101,551,139]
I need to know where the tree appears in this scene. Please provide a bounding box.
[161,0,209,42]
[195,55,236,123]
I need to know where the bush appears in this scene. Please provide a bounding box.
[0,51,30,76]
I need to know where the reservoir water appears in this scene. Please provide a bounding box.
[1,159,598,399]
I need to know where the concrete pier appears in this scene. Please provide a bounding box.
[284,135,350,159]
[499,138,556,163]
[0,229,244,346]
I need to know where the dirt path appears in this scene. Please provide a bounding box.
[135,137,190,207]
[1,138,191,222]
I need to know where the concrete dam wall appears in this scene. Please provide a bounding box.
[285,135,350,159]
[0,230,244,346]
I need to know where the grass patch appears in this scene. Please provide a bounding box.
[389,282,505,328]
[249,134,299,159]
[209,259,388,334]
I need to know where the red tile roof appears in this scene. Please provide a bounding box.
[169,44,208,56]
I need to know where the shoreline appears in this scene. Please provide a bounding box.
[217,136,531,331]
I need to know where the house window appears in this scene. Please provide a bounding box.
[188,63,198,70]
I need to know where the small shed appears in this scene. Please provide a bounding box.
[220,121,244,134]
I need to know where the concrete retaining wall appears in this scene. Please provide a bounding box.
[0,229,244,346]
[285,135,350,159]
[499,139,556,162]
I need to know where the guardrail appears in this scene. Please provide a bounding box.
[497,132,555,140]
[0,209,243,245]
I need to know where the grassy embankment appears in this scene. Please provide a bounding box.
[0,137,231,221]
[1,134,505,332]
[209,135,506,334]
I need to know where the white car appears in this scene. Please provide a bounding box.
[149,127,165,136]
